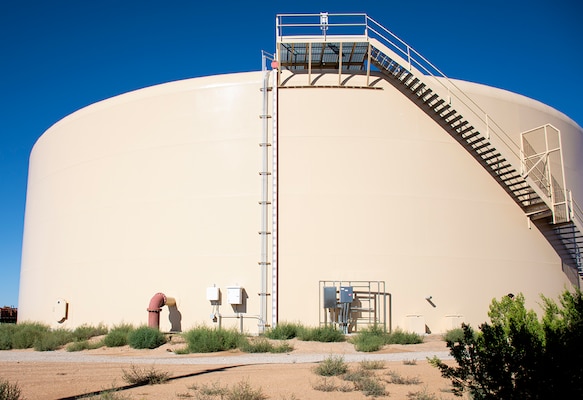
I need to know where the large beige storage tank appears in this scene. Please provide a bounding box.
[19,14,583,334]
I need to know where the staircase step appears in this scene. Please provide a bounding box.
[424,93,439,104]
[448,115,463,125]
[407,77,420,88]
[435,104,451,114]
[441,110,457,120]
[473,142,491,152]
[457,125,475,136]
[412,83,426,93]
[463,132,481,142]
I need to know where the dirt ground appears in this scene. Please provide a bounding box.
[0,335,460,399]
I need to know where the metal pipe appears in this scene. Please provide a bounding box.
[147,292,175,330]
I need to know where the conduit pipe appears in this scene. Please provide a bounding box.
[147,292,176,330]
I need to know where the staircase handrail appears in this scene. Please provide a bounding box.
[275,13,583,227]
[364,16,520,162]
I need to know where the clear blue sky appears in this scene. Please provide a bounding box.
[1,0,581,307]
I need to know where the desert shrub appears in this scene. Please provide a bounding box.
[343,368,373,382]
[33,328,74,351]
[314,355,348,376]
[122,364,169,385]
[103,323,134,347]
[239,337,293,353]
[386,328,423,344]
[182,326,243,353]
[312,378,341,392]
[386,370,421,385]
[359,359,385,370]
[442,327,465,343]
[354,376,387,397]
[406,387,439,400]
[430,290,583,399]
[263,322,303,340]
[189,379,267,400]
[11,322,51,349]
[226,379,267,400]
[128,326,166,349]
[73,324,108,341]
[297,325,345,342]
[0,324,16,350]
[351,326,422,352]
[0,378,24,400]
[350,325,387,352]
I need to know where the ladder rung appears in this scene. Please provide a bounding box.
[259,143,272,147]
[259,172,271,176]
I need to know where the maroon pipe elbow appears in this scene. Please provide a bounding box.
[147,292,167,329]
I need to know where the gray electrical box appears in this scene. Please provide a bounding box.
[323,287,337,308]
[340,286,354,303]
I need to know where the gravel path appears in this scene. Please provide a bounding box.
[0,349,451,365]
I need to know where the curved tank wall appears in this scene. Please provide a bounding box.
[19,69,583,333]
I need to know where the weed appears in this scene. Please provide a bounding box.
[82,388,132,400]
[312,378,340,392]
[360,359,385,370]
[314,355,348,376]
[343,368,373,382]
[386,370,421,385]
[403,359,418,365]
[406,386,439,400]
[121,364,169,385]
[354,376,387,397]
[0,378,24,400]
[192,381,229,396]
[226,379,267,400]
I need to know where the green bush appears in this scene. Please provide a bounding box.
[33,328,74,351]
[103,324,134,347]
[263,322,303,340]
[314,355,348,376]
[128,326,167,349]
[0,378,24,400]
[239,337,293,353]
[73,324,108,341]
[297,325,345,342]
[11,322,51,349]
[351,326,422,352]
[430,290,583,399]
[386,328,423,345]
[0,324,16,350]
[182,326,244,353]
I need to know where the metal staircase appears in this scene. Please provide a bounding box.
[275,13,583,278]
